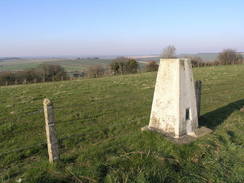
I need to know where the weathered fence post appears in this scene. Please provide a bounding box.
[43,98,59,163]
[195,80,202,118]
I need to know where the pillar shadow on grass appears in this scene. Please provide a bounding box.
[199,99,244,129]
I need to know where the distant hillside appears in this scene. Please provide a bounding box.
[1,52,243,72]
[178,53,218,61]
[181,52,244,62]
[136,53,219,62]
[136,52,244,63]
[0,58,113,72]
[0,57,21,62]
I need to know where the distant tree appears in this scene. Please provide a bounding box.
[217,49,243,65]
[161,45,176,58]
[0,64,68,86]
[188,56,204,67]
[15,70,41,83]
[110,57,127,75]
[110,60,120,75]
[0,72,15,85]
[125,58,138,74]
[110,57,138,75]
[36,64,68,81]
[86,65,105,78]
[145,61,159,72]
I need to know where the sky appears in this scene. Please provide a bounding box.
[0,0,243,57]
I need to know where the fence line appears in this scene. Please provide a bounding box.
[202,89,244,93]
[0,116,148,158]
[1,86,243,109]
[1,96,242,133]
[0,98,241,134]
[2,91,241,117]
[0,141,46,157]
[2,117,148,151]
[0,109,148,136]
[0,101,151,125]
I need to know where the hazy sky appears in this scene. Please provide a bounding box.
[0,0,243,57]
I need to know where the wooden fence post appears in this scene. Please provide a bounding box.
[43,98,59,163]
[195,80,202,119]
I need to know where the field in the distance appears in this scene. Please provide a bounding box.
[0,65,244,183]
[3,52,244,72]
[0,58,113,72]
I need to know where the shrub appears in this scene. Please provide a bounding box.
[161,45,176,58]
[145,61,159,72]
[126,58,138,74]
[86,65,105,78]
[217,49,243,65]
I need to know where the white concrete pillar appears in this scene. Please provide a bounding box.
[148,58,198,138]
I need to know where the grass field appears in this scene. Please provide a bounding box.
[0,65,244,183]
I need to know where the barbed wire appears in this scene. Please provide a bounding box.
[0,112,148,146]
[0,141,46,157]
[202,82,244,87]
[202,84,244,89]
[0,95,242,134]
[55,116,148,155]
[0,116,148,158]
[201,88,244,95]
[0,104,150,138]
[201,99,244,110]
[2,112,113,134]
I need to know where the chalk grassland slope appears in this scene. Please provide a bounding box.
[0,65,244,182]
[0,58,112,72]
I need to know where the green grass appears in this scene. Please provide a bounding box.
[0,65,244,183]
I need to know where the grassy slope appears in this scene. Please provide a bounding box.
[0,65,244,183]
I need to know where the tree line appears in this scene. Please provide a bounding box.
[0,46,243,86]
[191,49,243,67]
[160,45,243,66]
[85,47,244,78]
[0,64,68,86]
